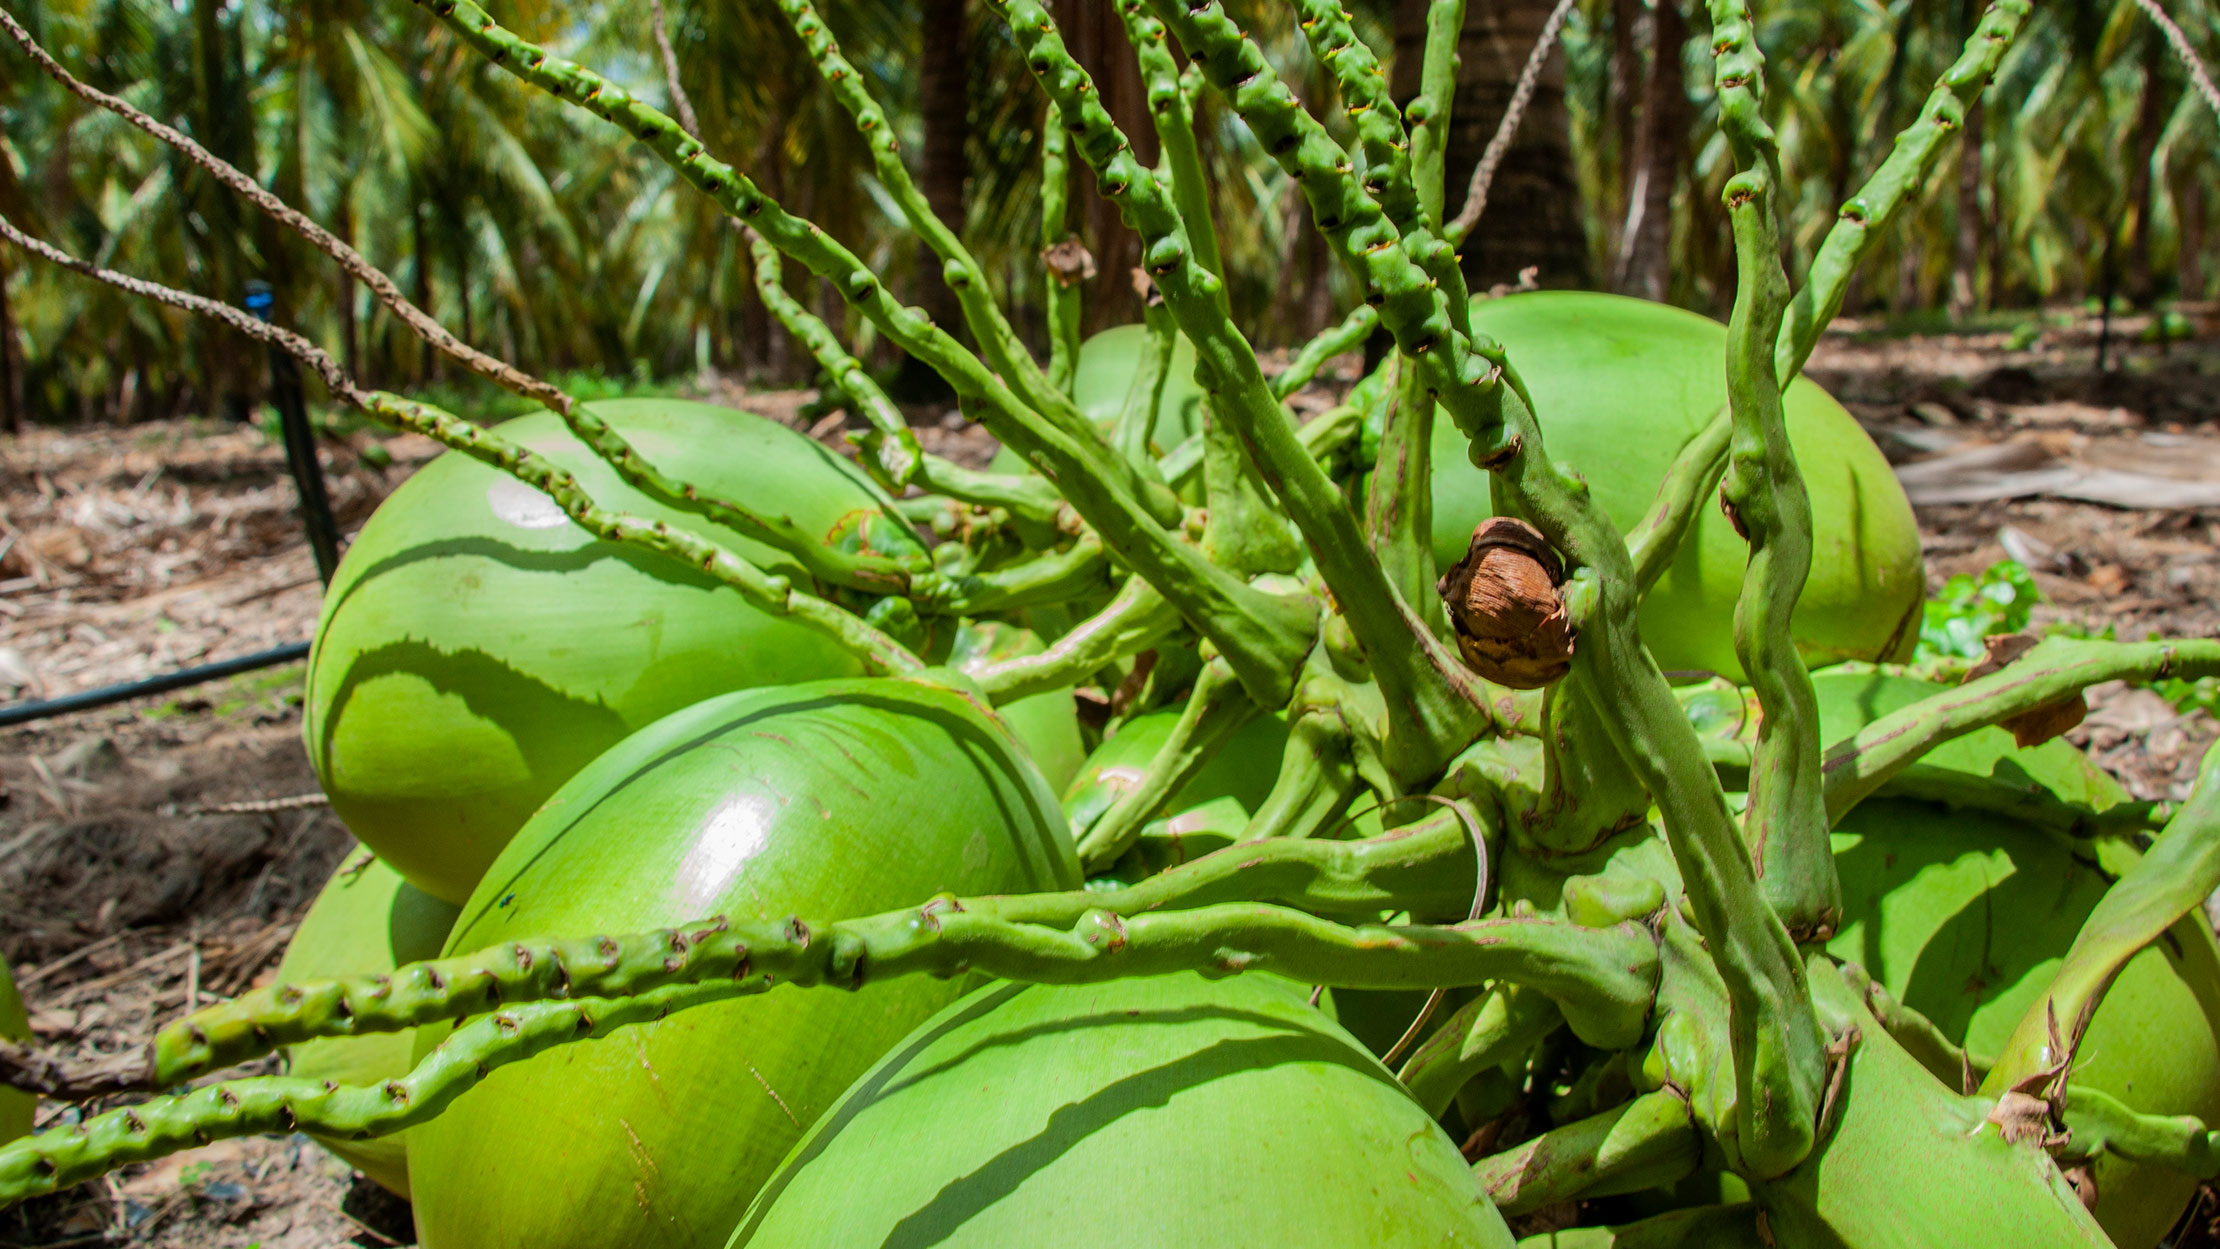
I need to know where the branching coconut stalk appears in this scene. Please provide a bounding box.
[1407,0,1469,227]
[7,0,2168,1234]
[404,0,1323,707]
[1982,742,2220,1097]
[2,901,1656,1135]
[1006,0,1485,784]
[770,0,1095,444]
[1706,0,1837,940]
[1823,636,2220,821]
[0,983,748,1205]
[1141,0,1825,1177]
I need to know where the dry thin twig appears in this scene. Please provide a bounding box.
[2135,0,2220,121]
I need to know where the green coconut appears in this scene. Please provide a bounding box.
[406,676,1079,1249]
[275,844,462,1195]
[1813,670,2220,1249]
[0,959,30,1147]
[1069,323,1206,451]
[728,972,1515,1248]
[990,326,1207,476]
[1062,703,1291,850]
[948,620,1086,794]
[1405,292,1923,680]
[305,397,924,903]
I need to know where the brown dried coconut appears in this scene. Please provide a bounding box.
[1435,518,1576,689]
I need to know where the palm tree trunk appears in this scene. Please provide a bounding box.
[1612,0,1688,301]
[2127,30,2167,306]
[889,0,970,399]
[1948,98,1983,320]
[1054,0,1155,328]
[1395,0,1591,290]
[919,0,968,333]
[0,255,21,435]
[411,193,437,383]
[2182,180,2206,301]
[191,0,262,420]
[335,195,360,381]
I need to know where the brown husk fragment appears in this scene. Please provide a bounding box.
[1040,239,1096,286]
[1963,633,2088,747]
[1435,518,1575,689]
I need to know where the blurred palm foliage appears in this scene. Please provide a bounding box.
[0,0,2213,425]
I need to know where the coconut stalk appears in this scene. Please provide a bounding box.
[6,0,2215,1240]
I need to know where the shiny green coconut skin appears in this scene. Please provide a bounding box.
[948,621,1086,794]
[0,961,29,1147]
[727,971,1515,1249]
[304,398,921,904]
[1417,293,1924,680]
[1061,704,1289,852]
[1069,324,1205,451]
[406,676,1079,1249]
[991,326,1206,476]
[275,845,462,1196]
[1812,670,2220,1249]
[1751,958,2113,1249]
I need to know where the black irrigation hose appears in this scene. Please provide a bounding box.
[0,642,310,729]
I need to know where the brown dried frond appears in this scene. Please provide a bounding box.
[1964,633,2088,748]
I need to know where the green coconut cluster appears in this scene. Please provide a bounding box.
[13,0,2220,1244]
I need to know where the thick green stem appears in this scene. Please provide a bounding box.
[1822,638,2220,822]
[969,575,1182,702]
[1398,982,1562,1117]
[1982,742,2220,1097]
[1239,710,1361,843]
[409,0,1315,704]
[1273,304,1378,400]
[1289,0,1471,336]
[1408,0,1469,228]
[0,984,743,1208]
[2062,1087,2220,1178]
[1471,1089,1702,1217]
[1626,409,1731,598]
[1707,0,1834,939]
[1365,360,1442,626]
[1773,0,2032,384]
